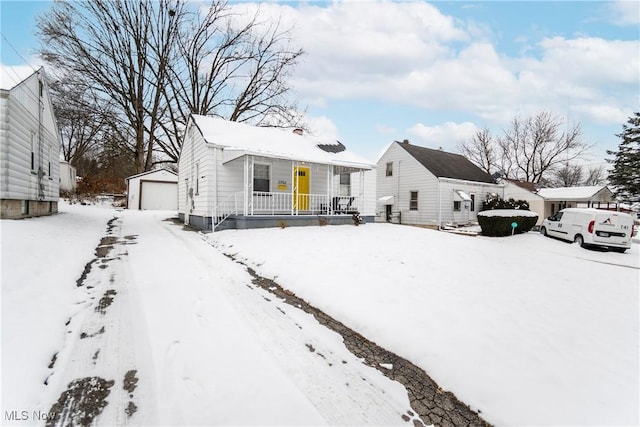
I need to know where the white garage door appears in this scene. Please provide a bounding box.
[140,181,177,210]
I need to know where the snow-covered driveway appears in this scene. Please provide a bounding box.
[1,204,421,426]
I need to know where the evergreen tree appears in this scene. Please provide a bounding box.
[607,112,640,202]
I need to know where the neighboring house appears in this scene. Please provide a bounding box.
[1,66,60,219]
[502,179,545,225]
[59,159,77,193]
[178,115,375,231]
[126,169,178,210]
[376,140,503,228]
[537,185,617,219]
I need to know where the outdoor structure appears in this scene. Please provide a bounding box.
[126,169,178,210]
[177,115,375,231]
[537,185,617,219]
[502,179,545,225]
[376,140,503,228]
[59,159,77,194]
[0,66,60,219]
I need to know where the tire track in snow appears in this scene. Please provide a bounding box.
[43,214,150,426]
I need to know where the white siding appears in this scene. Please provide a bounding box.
[127,169,177,210]
[178,124,212,217]
[376,142,503,227]
[1,69,60,201]
[376,142,439,226]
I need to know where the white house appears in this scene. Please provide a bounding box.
[126,169,178,210]
[376,140,503,228]
[177,115,375,231]
[537,185,617,219]
[502,179,545,225]
[1,66,60,219]
[59,159,77,193]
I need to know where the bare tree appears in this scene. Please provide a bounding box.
[583,165,606,186]
[551,162,584,187]
[38,0,183,173]
[460,111,591,184]
[458,127,496,176]
[49,77,115,167]
[158,1,305,161]
[39,0,305,168]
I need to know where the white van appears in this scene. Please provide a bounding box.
[541,208,635,253]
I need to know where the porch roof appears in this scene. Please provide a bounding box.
[192,114,373,170]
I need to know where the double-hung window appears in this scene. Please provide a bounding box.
[339,173,351,196]
[386,162,393,177]
[253,163,270,192]
[410,191,418,210]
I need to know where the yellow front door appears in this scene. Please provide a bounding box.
[293,166,310,210]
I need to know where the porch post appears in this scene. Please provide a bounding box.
[329,165,334,214]
[250,156,255,215]
[359,169,365,213]
[243,156,249,216]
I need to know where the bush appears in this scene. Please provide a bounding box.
[477,210,538,237]
[482,196,530,211]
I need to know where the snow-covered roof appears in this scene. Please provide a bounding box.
[191,114,373,170]
[537,186,613,201]
[125,168,177,181]
[0,65,38,91]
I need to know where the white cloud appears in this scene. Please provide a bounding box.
[407,121,478,153]
[228,1,638,131]
[607,0,640,26]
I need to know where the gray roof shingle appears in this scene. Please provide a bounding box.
[397,141,495,183]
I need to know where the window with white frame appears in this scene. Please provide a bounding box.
[339,173,351,196]
[253,163,270,192]
[386,162,393,177]
[410,191,418,210]
[453,201,461,211]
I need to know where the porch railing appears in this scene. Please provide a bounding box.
[213,191,361,230]
[212,192,241,231]
[252,192,330,215]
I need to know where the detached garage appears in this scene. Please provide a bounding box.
[126,169,178,210]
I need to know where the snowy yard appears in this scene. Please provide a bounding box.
[1,202,638,426]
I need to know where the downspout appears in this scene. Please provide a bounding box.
[212,146,217,230]
[437,179,441,230]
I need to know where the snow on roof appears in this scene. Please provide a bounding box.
[537,186,612,201]
[0,65,38,91]
[125,168,177,181]
[191,114,373,169]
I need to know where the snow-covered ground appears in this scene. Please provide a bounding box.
[208,220,639,426]
[1,202,638,426]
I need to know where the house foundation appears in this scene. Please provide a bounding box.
[0,199,58,219]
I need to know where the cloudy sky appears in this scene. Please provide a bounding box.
[2,1,638,165]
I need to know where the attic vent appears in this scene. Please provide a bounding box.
[293,128,303,135]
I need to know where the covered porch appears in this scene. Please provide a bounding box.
[212,154,371,231]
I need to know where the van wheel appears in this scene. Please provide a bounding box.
[574,235,584,247]
[540,226,547,236]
